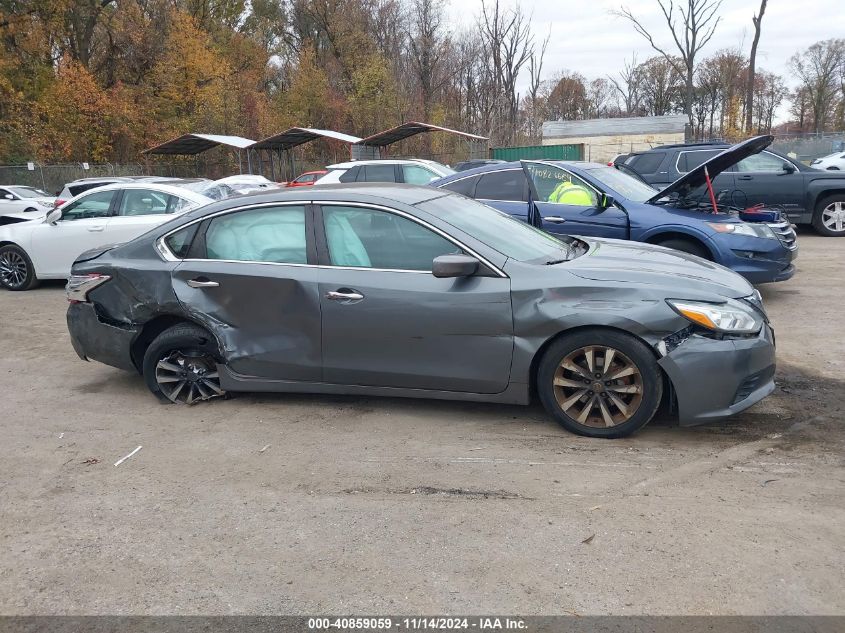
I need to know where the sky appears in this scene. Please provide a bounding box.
[446,0,845,95]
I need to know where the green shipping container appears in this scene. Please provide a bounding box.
[492,144,583,161]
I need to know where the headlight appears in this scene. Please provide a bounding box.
[667,298,763,334]
[706,222,775,239]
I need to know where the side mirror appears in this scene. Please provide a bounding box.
[598,193,616,210]
[432,254,479,278]
[45,208,61,224]
[3,194,13,200]
[782,162,796,174]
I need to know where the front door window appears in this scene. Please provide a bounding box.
[322,206,460,271]
[523,164,598,207]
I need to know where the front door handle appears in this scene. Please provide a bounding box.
[326,289,364,302]
[87,225,105,232]
[544,216,566,224]
[187,278,219,288]
[737,175,753,181]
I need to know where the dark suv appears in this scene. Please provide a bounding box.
[622,142,845,236]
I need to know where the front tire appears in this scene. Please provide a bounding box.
[654,237,710,259]
[142,324,226,404]
[812,195,845,236]
[537,330,663,438]
[0,244,39,291]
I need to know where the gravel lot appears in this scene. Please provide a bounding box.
[1,231,843,616]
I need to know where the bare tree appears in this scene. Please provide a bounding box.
[743,0,767,132]
[608,54,643,115]
[479,0,534,144]
[790,39,845,132]
[525,29,550,141]
[407,0,449,121]
[615,0,722,121]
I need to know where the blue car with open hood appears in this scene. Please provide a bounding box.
[431,136,797,284]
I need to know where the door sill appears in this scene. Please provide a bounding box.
[217,365,528,405]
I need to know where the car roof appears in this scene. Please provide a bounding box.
[433,160,606,182]
[326,159,437,169]
[178,183,447,222]
[65,175,153,184]
[70,181,213,203]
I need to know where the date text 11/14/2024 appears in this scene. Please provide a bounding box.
[308,617,528,630]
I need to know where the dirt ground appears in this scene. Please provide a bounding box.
[1,231,843,616]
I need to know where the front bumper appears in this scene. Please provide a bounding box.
[67,302,140,372]
[658,324,776,426]
[707,234,797,285]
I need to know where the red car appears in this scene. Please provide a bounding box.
[285,170,327,187]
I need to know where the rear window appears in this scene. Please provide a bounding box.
[69,182,115,196]
[677,150,721,173]
[338,166,360,183]
[441,176,479,197]
[627,152,665,174]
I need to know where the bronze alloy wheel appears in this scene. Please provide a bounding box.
[552,345,644,428]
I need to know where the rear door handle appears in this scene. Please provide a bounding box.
[87,226,105,232]
[544,216,566,224]
[326,289,364,302]
[187,278,219,288]
[737,175,753,181]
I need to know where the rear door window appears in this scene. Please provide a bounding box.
[627,152,665,174]
[204,205,307,264]
[117,188,179,216]
[676,150,721,173]
[361,164,397,182]
[475,170,527,201]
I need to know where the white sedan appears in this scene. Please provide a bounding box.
[811,152,845,170]
[0,183,212,291]
[0,185,56,220]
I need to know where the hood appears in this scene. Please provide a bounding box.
[647,135,774,204]
[566,238,754,300]
[0,210,49,223]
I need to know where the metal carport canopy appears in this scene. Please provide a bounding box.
[142,133,256,155]
[357,122,488,146]
[251,128,363,151]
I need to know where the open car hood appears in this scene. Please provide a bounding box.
[646,135,774,204]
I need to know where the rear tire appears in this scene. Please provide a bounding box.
[537,329,663,438]
[654,237,710,259]
[142,323,226,404]
[812,195,845,236]
[0,244,39,291]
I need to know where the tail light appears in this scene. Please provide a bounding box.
[66,273,111,303]
[54,199,66,207]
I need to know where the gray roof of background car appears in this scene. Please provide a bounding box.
[177,182,449,222]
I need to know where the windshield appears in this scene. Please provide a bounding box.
[417,194,577,263]
[582,166,658,203]
[8,186,49,198]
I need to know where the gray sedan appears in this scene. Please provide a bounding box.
[66,184,775,438]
